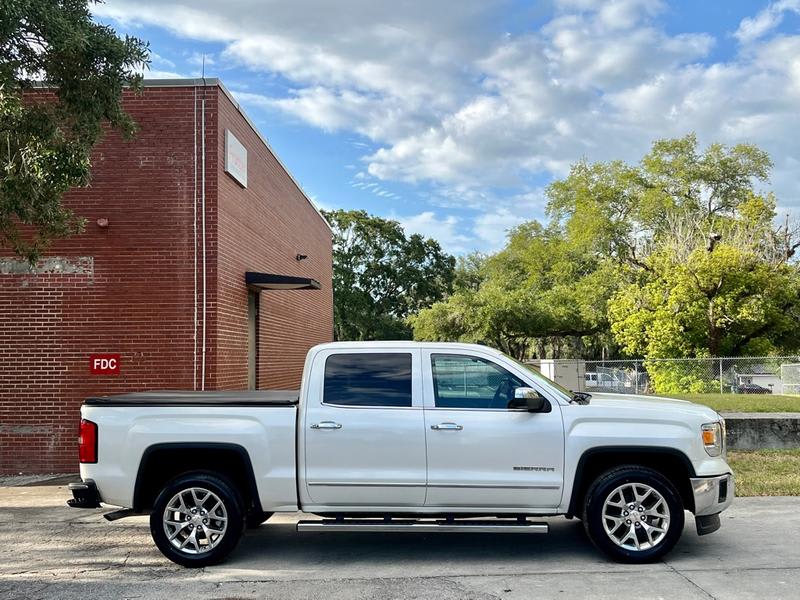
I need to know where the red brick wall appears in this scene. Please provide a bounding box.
[215,89,333,391]
[0,83,332,474]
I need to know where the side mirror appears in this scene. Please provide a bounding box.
[513,387,550,413]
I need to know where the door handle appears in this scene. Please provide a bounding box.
[310,421,342,430]
[431,422,463,431]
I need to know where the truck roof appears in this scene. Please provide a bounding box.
[310,341,504,354]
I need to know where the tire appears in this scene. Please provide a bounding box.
[150,472,245,567]
[582,465,684,564]
[245,510,273,529]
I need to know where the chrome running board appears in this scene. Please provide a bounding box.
[296,518,549,534]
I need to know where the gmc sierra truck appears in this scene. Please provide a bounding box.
[68,342,733,567]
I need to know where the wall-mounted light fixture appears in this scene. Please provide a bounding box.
[296,254,308,261]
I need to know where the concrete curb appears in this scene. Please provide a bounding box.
[0,473,78,488]
[721,413,800,451]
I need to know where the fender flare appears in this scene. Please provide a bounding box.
[567,445,697,516]
[132,442,259,512]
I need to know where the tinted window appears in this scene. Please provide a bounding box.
[323,353,413,407]
[431,354,530,409]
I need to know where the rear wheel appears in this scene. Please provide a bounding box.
[150,472,245,567]
[582,466,684,563]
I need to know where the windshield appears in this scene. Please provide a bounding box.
[508,355,574,403]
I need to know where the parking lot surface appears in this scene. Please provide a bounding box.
[1,482,798,600]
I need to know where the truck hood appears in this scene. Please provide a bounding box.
[584,392,721,422]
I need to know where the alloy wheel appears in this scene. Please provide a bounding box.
[162,487,228,554]
[601,482,670,551]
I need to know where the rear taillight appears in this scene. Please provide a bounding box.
[78,419,98,463]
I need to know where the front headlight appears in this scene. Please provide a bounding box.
[702,422,722,457]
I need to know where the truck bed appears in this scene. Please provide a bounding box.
[84,390,300,407]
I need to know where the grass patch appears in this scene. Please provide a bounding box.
[728,450,800,496]
[666,393,800,413]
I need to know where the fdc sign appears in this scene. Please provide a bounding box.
[89,354,121,375]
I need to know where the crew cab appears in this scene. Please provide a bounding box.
[68,342,733,567]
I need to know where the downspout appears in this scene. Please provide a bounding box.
[193,86,198,391]
[201,88,207,390]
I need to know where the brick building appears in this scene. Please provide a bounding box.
[0,79,334,474]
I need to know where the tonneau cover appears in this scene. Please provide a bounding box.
[84,390,299,407]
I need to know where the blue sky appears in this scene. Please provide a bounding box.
[93,0,800,254]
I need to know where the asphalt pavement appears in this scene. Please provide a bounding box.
[0,481,798,599]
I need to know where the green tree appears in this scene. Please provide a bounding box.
[546,134,780,271]
[411,221,616,358]
[413,134,800,371]
[453,251,487,292]
[546,134,800,392]
[1,0,149,260]
[608,214,800,392]
[324,209,456,340]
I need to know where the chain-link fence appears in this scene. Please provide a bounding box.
[536,356,800,395]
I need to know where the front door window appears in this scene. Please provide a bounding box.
[431,354,532,410]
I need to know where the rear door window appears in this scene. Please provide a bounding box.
[323,353,413,407]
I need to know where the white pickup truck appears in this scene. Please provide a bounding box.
[68,342,733,567]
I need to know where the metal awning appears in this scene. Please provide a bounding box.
[245,272,321,291]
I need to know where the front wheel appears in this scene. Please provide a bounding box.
[150,472,245,567]
[582,466,684,563]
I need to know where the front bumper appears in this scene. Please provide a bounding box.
[67,479,102,509]
[690,473,733,536]
[691,473,734,517]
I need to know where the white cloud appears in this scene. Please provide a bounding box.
[362,1,717,189]
[473,208,528,251]
[394,211,472,254]
[186,52,215,67]
[393,206,534,254]
[150,52,176,69]
[145,69,185,79]
[97,0,800,240]
[735,0,800,43]
[136,60,184,79]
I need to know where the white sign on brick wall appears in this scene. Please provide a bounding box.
[225,129,248,187]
